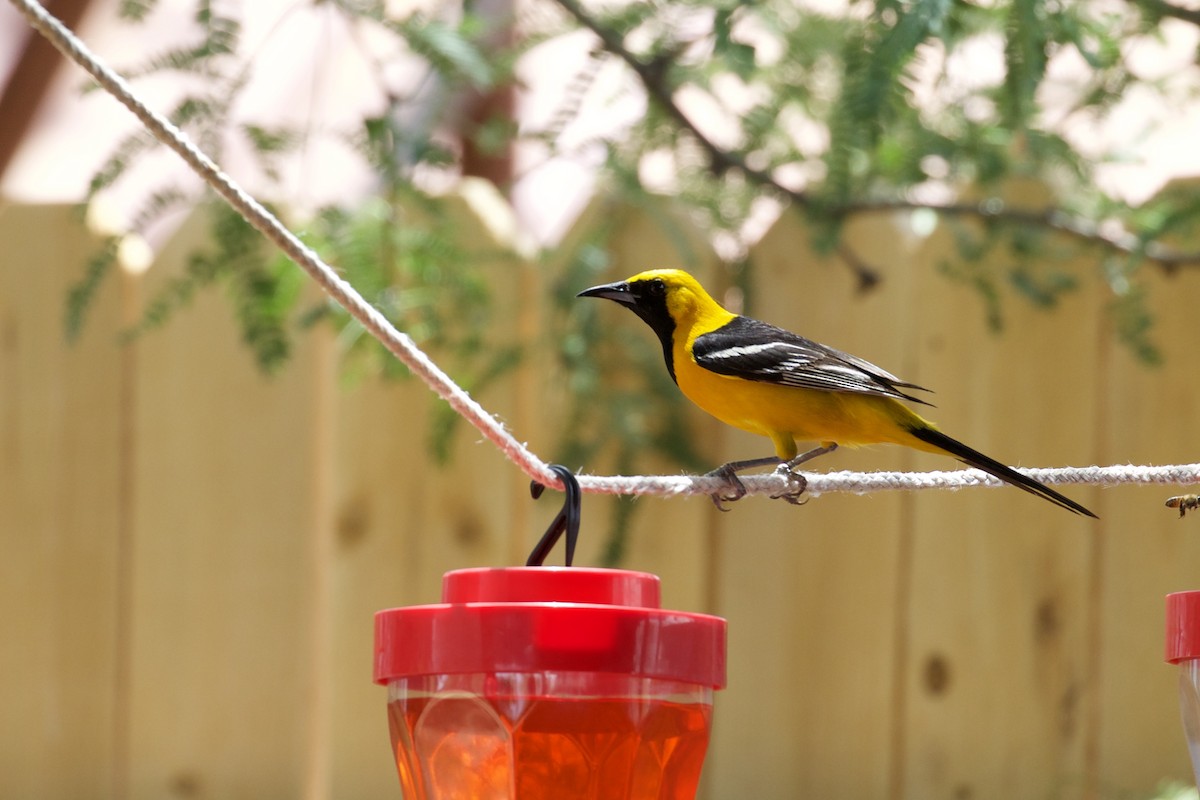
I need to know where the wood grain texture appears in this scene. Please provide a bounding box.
[3,187,1197,799]
[0,204,123,798]
[898,185,1099,800]
[122,209,327,799]
[1095,256,1200,795]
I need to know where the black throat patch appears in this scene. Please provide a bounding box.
[627,288,678,384]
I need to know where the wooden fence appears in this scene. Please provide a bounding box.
[3,182,1200,800]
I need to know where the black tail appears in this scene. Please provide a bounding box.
[908,426,1098,518]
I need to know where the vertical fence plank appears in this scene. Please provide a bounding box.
[898,190,1100,800]
[329,378,455,800]
[1095,229,1200,791]
[0,204,123,799]
[123,209,328,799]
[706,210,917,800]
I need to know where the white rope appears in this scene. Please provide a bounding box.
[577,463,1200,497]
[13,0,1200,500]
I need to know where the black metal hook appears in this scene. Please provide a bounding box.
[526,465,581,567]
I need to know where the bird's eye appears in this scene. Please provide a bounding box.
[647,279,666,297]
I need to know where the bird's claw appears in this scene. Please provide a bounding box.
[769,464,808,505]
[704,462,808,509]
[704,464,747,512]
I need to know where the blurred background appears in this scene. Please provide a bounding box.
[4,0,1200,798]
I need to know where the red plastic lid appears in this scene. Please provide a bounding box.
[374,567,726,688]
[1166,591,1200,663]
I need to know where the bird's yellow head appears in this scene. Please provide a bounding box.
[577,269,732,382]
[577,268,726,325]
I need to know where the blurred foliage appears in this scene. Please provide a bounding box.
[69,0,1200,560]
[1149,782,1200,800]
[555,0,1200,346]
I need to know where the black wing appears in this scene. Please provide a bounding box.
[691,316,933,405]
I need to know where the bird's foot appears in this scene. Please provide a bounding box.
[704,464,748,512]
[769,463,808,505]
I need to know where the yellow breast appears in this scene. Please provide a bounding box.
[672,334,924,459]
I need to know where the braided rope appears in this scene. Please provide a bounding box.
[12,0,1200,500]
[576,463,1200,497]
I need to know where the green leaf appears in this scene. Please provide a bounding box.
[129,185,192,234]
[118,0,157,22]
[1000,0,1046,126]
[713,8,756,80]
[1109,284,1162,365]
[1008,264,1078,308]
[65,236,119,343]
[392,15,494,88]
[241,124,299,155]
[87,130,156,200]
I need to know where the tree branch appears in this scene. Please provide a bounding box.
[836,242,883,294]
[551,0,789,189]
[842,198,1200,273]
[552,0,1200,272]
[1138,0,1200,28]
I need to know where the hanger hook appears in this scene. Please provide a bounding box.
[526,465,581,567]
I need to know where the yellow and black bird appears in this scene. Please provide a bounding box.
[578,268,1096,517]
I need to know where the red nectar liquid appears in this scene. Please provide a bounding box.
[387,676,713,800]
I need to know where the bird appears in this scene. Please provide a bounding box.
[578,268,1096,517]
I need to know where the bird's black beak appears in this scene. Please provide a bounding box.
[577,280,636,306]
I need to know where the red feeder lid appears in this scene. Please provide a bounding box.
[1166,591,1200,664]
[374,567,726,688]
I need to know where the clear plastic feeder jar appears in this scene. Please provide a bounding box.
[1166,590,1200,786]
[374,567,726,800]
